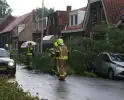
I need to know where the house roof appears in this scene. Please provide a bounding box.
[0,14,15,26]
[78,7,87,11]
[102,0,124,24]
[64,24,83,30]
[70,7,87,12]
[62,23,83,33]
[0,12,31,33]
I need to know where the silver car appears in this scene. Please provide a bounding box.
[91,52,124,79]
[0,48,16,76]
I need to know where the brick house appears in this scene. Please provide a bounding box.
[46,6,71,37]
[0,10,38,52]
[62,7,86,35]
[61,7,86,45]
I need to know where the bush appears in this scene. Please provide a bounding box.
[0,76,39,100]
[32,52,54,73]
[13,53,27,64]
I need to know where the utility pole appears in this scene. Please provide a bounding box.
[40,0,44,53]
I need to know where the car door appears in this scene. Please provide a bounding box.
[101,54,111,75]
[94,54,103,73]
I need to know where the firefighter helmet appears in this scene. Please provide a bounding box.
[53,42,58,47]
[57,38,63,45]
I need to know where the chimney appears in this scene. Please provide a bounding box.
[67,6,72,11]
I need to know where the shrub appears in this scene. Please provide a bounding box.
[32,52,54,73]
[0,76,39,100]
[13,53,27,64]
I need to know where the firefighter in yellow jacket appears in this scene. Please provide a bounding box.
[26,42,33,67]
[5,44,10,55]
[56,38,68,80]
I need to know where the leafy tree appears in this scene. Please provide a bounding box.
[36,7,55,18]
[92,22,124,53]
[0,0,12,17]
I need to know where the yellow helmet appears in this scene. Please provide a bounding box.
[57,38,63,45]
[5,44,8,47]
[53,42,58,47]
[28,42,32,45]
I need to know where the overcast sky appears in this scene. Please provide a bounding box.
[6,0,87,16]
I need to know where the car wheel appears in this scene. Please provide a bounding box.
[108,69,114,79]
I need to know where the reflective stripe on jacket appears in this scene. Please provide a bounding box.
[27,47,32,56]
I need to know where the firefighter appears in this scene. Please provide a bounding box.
[26,42,33,67]
[57,38,68,80]
[5,44,10,55]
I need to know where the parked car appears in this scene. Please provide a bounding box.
[90,52,124,79]
[0,48,16,76]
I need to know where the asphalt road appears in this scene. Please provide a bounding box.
[14,65,124,100]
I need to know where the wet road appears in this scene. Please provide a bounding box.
[15,65,124,100]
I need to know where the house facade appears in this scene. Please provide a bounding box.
[61,7,86,46]
[46,6,71,37]
[62,7,86,35]
[32,17,48,43]
[83,0,124,39]
[0,10,39,52]
[33,17,48,52]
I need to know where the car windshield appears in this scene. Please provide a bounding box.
[0,50,9,57]
[110,54,124,62]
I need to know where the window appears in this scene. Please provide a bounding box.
[91,10,97,23]
[75,15,78,25]
[110,54,124,62]
[32,14,36,22]
[12,41,18,50]
[102,54,110,61]
[71,16,73,25]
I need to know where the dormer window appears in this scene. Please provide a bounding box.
[69,14,78,26]
[32,14,36,23]
[71,16,73,25]
[75,14,78,25]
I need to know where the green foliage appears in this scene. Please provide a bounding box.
[0,0,12,17]
[68,23,124,75]
[107,25,124,53]
[36,7,55,18]
[32,52,54,73]
[13,54,27,64]
[83,71,98,77]
[0,76,39,100]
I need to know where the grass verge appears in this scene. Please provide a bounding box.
[0,76,39,100]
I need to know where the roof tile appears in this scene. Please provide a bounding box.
[103,0,124,24]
